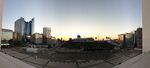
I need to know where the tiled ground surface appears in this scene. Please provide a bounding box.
[0,47,142,68]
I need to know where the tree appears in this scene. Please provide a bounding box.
[8,39,14,46]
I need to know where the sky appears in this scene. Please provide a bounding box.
[3,0,142,40]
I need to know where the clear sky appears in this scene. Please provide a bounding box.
[3,0,141,40]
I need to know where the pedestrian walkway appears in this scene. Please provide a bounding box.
[0,52,36,68]
[113,52,150,68]
[1,48,142,68]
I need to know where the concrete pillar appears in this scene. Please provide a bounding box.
[143,0,150,52]
[0,0,3,50]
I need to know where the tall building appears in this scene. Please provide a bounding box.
[15,17,25,40]
[14,17,34,41]
[134,28,142,48]
[43,27,51,38]
[43,27,51,44]
[25,18,34,35]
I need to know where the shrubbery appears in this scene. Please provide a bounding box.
[8,39,26,47]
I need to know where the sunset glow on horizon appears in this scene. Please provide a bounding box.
[3,0,142,40]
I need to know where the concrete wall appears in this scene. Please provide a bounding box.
[143,0,150,52]
[0,0,3,49]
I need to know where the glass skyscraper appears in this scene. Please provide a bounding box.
[24,18,34,35]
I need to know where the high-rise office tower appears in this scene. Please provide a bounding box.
[15,17,25,40]
[14,17,34,41]
[31,18,34,35]
[24,18,34,35]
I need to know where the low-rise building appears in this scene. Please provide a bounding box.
[31,33,43,44]
[72,38,94,43]
[118,32,135,48]
[1,28,13,44]
[118,34,126,48]
[13,32,22,41]
[47,37,57,47]
[125,32,135,48]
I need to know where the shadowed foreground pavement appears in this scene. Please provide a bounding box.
[0,52,35,68]
[0,47,142,68]
[113,52,150,68]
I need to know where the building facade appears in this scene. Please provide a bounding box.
[72,38,94,43]
[15,17,25,40]
[14,17,34,41]
[24,18,34,35]
[125,33,135,48]
[31,33,43,44]
[13,32,19,40]
[118,32,135,48]
[43,27,51,38]
[134,28,142,48]
[43,27,51,44]
[1,29,13,44]
[118,34,126,48]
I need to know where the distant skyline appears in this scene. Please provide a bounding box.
[3,0,141,40]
